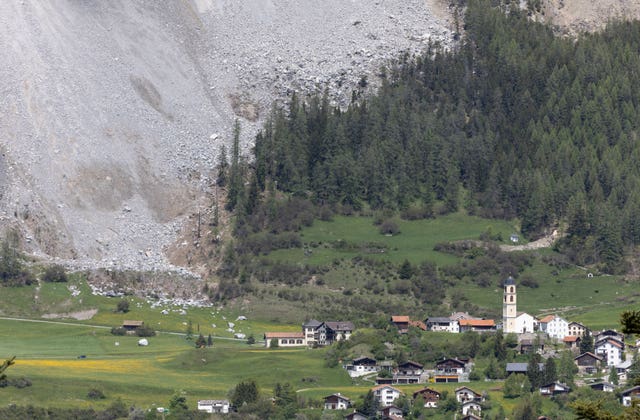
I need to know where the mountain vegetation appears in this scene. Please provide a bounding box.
[228,0,640,278]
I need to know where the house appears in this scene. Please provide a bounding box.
[379,404,403,419]
[616,360,633,382]
[563,335,581,350]
[426,317,459,333]
[538,315,568,340]
[344,411,368,420]
[122,320,144,334]
[409,320,427,331]
[461,401,482,416]
[316,321,354,346]
[621,385,640,407]
[450,312,478,321]
[372,385,402,407]
[197,400,230,414]
[344,356,379,378]
[595,329,624,343]
[595,337,625,366]
[515,312,538,334]
[459,319,496,333]
[302,319,322,346]
[434,358,469,382]
[455,386,483,403]
[324,393,351,410]
[574,352,603,374]
[539,382,571,396]
[506,362,543,376]
[264,332,306,348]
[412,387,440,408]
[568,321,590,338]
[394,361,423,384]
[391,316,410,334]
[589,382,615,392]
[517,333,546,354]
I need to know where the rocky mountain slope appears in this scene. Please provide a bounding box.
[0,0,453,273]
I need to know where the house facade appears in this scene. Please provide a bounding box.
[323,393,351,410]
[568,322,590,338]
[197,400,230,414]
[539,382,571,396]
[595,337,625,366]
[426,317,459,333]
[394,361,423,384]
[372,385,402,407]
[622,386,640,407]
[264,332,305,348]
[434,358,469,382]
[574,352,603,374]
[462,401,482,416]
[515,312,537,334]
[413,388,440,408]
[563,335,581,350]
[459,319,496,333]
[302,319,322,346]
[391,316,410,334]
[319,321,354,345]
[344,356,379,378]
[455,387,483,403]
[503,276,517,333]
[539,315,569,340]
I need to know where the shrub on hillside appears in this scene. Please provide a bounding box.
[110,327,126,336]
[379,219,400,235]
[135,326,156,337]
[42,265,67,283]
[87,388,106,399]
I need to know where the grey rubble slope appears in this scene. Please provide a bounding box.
[0,0,451,272]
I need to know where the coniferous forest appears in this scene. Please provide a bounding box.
[235,0,640,274]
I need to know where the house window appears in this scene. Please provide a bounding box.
[297,339,303,344]
[510,286,514,293]
[510,296,514,302]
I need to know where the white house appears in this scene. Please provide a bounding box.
[515,312,538,334]
[344,357,379,378]
[539,315,568,340]
[462,401,482,416]
[595,337,625,366]
[455,387,483,403]
[264,332,306,348]
[372,385,402,407]
[621,386,640,407]
[323,393,351,410]
[567,321,590,338]
[197,400,230,414]
[426,317,459,333]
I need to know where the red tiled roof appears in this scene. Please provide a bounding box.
[409,320,427,330]
[264,332,304,339]
[459,319,495,327]
[538,315,555,323]
[391,316,410,323]
[563,336,579,343]
[371,384,401,393]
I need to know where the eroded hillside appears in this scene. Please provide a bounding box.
[0,0,453,272]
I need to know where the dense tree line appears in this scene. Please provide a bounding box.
[245,0,640,272]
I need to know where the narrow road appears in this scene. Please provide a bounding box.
[0,316,246,341]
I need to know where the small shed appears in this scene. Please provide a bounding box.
[122,320,144,334]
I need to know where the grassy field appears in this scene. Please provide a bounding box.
[269,213,519,266]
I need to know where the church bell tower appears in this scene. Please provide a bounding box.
[503,276,517,333]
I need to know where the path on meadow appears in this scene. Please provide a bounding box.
[0,316,245,341]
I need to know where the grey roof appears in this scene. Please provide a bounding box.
[621,385,640,395]
[506,363,543,372]
[325,321,355,331]
[303,319,322,328]
[427,317,454,323]
[504,276,516,285]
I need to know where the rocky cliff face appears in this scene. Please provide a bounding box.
[0,0,453,272]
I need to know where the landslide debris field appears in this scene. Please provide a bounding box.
[0,0,452,272]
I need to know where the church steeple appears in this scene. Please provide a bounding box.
[503,276,517,333]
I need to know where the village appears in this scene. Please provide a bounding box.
[176,276,640,418]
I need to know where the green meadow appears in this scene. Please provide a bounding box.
[269,214,519,266]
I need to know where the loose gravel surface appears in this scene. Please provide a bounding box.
[0,0,454,274]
